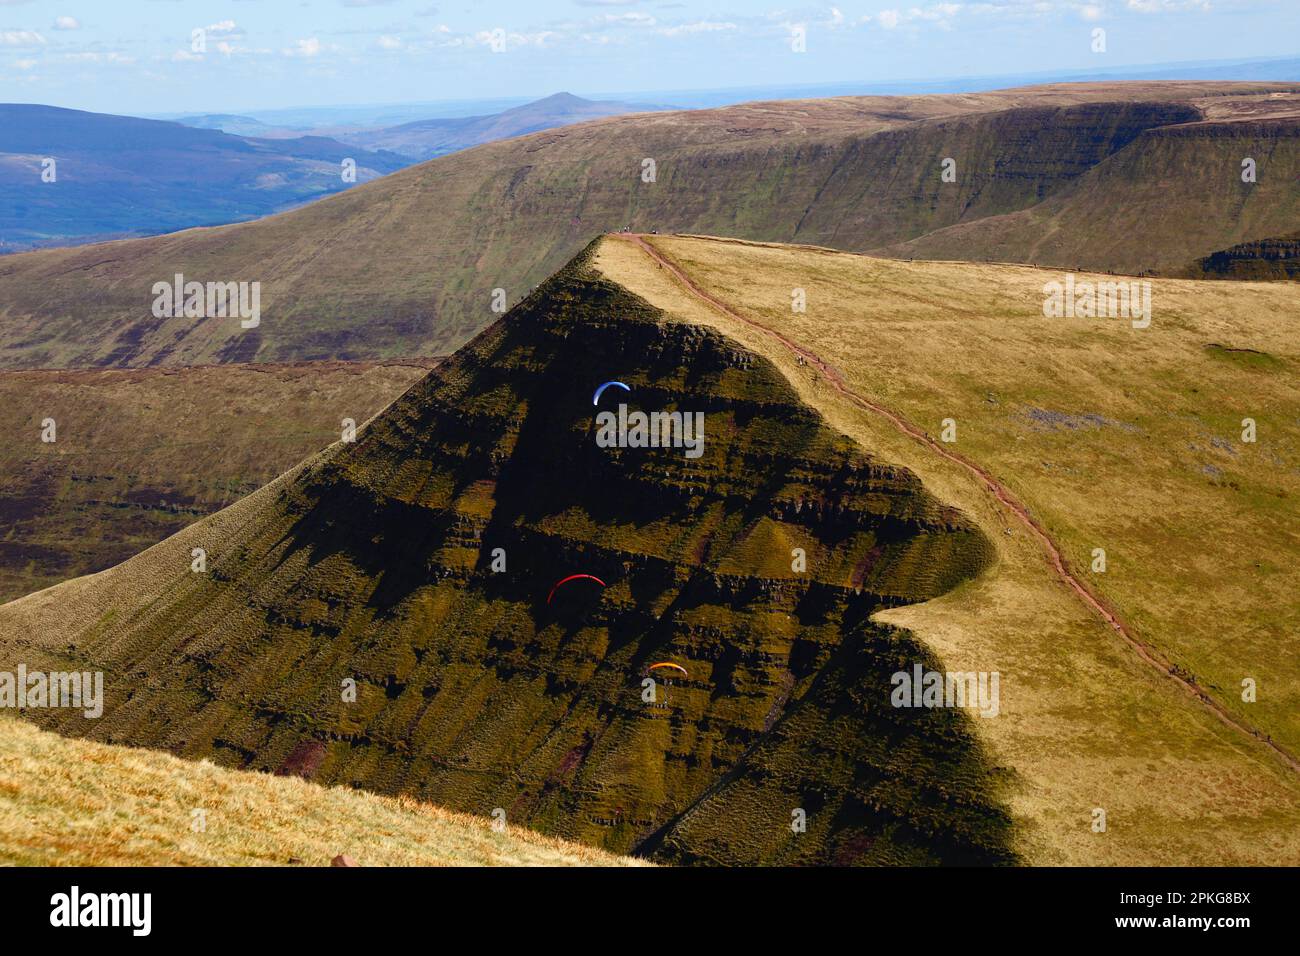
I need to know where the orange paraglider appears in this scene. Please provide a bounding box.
[647,662,688,679]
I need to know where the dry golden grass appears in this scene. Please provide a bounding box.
[0,718,645,867]
[596,233,1300,865]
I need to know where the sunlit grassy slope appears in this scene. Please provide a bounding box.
[0,718,642,866]
[597,234,1300,865]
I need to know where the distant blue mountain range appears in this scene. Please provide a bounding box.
[0,93,663,252]
[0,104,407,252]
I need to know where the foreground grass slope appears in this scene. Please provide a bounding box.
[0,360,433,602]
[0,83,1293,370]
[0,242,1015,865]
[0,718,638,866]
[598,234,1300,865]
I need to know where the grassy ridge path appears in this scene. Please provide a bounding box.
[615,232,1300,776]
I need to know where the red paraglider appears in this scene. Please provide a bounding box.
[547,573,607,605]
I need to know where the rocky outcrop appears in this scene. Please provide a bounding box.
[1185,230,1300,279]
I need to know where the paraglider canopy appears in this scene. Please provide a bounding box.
[547,573,607,605]
[647,661,688,679]
[592,381,630,406]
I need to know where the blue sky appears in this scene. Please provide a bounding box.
[0,0,1295,114]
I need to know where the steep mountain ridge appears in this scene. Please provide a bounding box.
[881,115,1300,272]
[0,241,1012,865]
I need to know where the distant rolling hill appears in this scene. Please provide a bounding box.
[171,113,308,139]
[174,95,666,161]
[0,104,408,251]
[0,82,1294,371]
[338,92,668,161]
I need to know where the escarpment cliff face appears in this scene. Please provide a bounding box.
[0,242,1012,864]
[883,116,1300,274]
[1186,229,1300,279]
[787,101,1200,250]
[3,85,1287,369]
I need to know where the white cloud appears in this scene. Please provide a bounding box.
[473,29,560,49]
[599,12,656,26]
[377,34,402,49]
[63,50,135,64]
[53,15,79,30]
[871,3,965,30]
[1126,0,1211,10]
[284,37,323,57]
[0,30,45,46]
[657,20,737,37]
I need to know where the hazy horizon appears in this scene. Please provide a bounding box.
[1,0,1296,116]
[141,52,1300,123]
[6,51,1297,132]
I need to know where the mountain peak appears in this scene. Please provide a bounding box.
[536,91,587,106]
